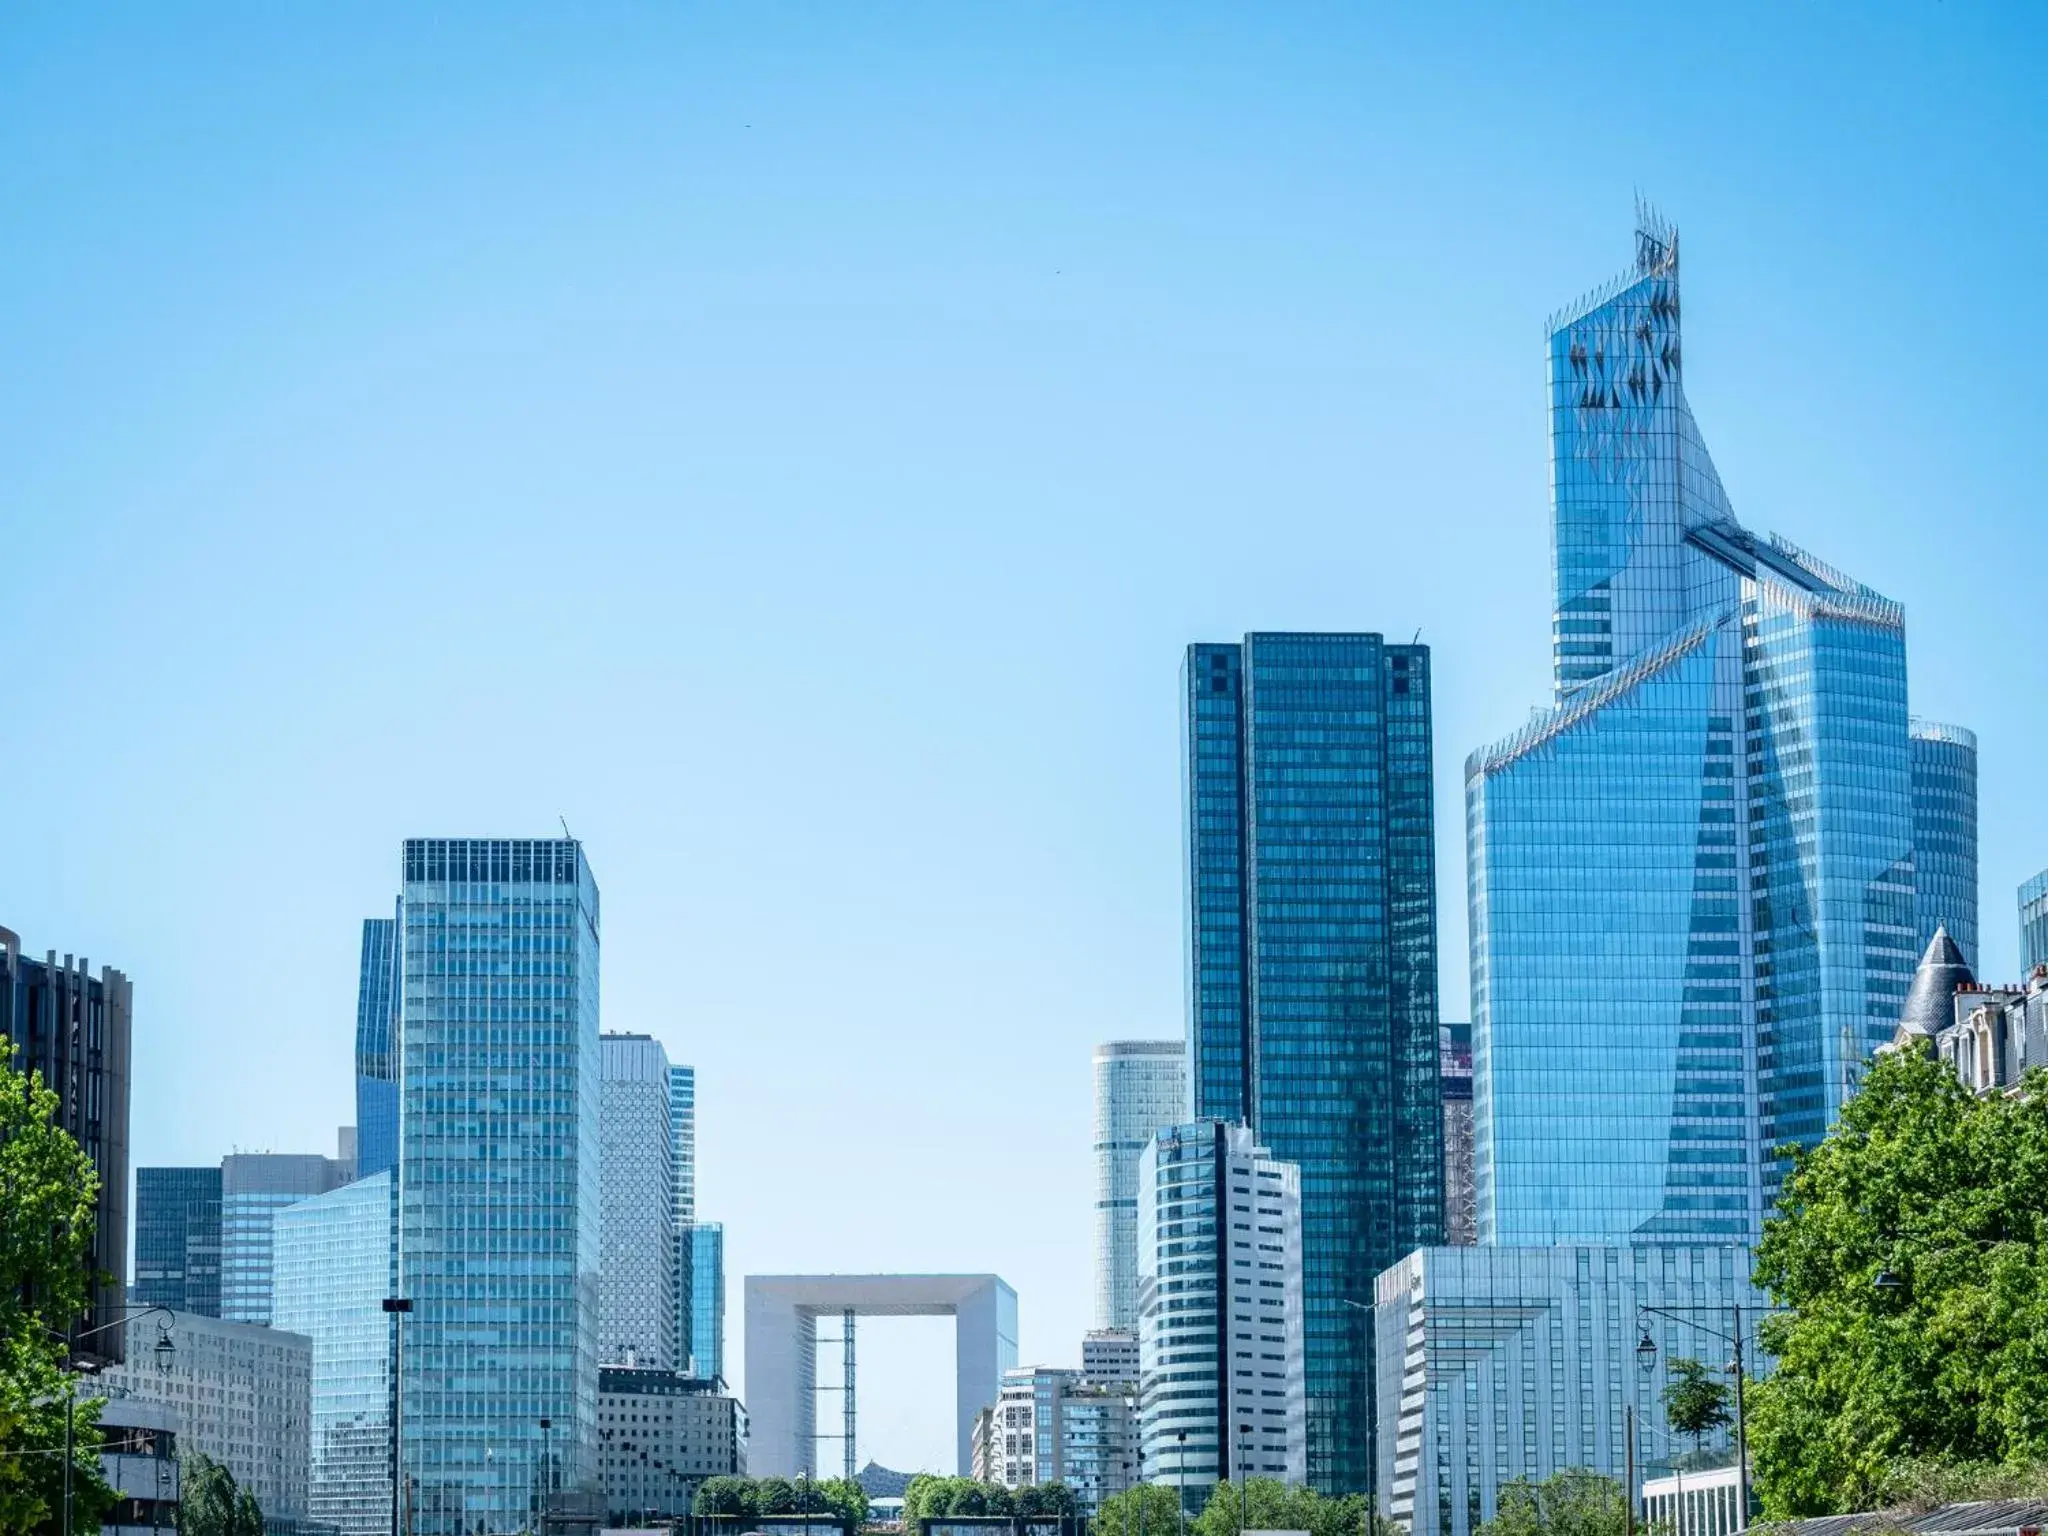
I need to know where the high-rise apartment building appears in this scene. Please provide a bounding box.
[273,1171,397,1536]
[398,837,602,1536]
[221,1150,349,1325]
[688,1222,726,1384]
[601,1033,677,1369]
[1469,213,1918,1248]
[134,1167,224,1317]
[99,1309,313,1526]
[0,926,131,1364]
[1438,1025,1475,1247]
[2021,870,2048,976]
[1092,1041,1186,1333]
[1910,720,1979,965]
[354,909,400,1180]
[1136,1121,1305,1505]
[982,1365,1136,1512]
[1080,1329,1139,1386]
[1181,634,1439,1492]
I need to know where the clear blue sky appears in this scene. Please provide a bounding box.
[5,3,2045,1473]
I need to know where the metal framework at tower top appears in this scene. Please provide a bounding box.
[811,1309,857,1481]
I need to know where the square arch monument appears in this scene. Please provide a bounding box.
[746,1274,1018,1476]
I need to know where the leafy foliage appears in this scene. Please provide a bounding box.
[1747,1046,2048,1517]
[0,1037,112,1536]
[1661,1358,1733,1459]
[178,1451,264,1536]
[1189,1477,1391,1536]
[1092,1481,1184,1536]
[691,1475,868,1530]
[1474,1469,1630,1536]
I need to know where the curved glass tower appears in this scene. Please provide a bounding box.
[1470,213,1916,1246]
[1909,719,1979,967]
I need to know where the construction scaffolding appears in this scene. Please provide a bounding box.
[811,1308,857,1481]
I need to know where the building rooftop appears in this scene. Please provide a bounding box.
[1898,924,1977,1041]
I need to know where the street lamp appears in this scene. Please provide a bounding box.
[1636,1303,1785,1531]
[49,1305,175,1536]
[1236,1425,1253,1534]
[1175,1431,1187,1536]
[383,1298,413,1536]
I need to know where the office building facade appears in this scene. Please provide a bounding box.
[1373,1244,1765,1536]
[688,1222,726,1384]
[1469,214,1918,1250]
[1136,1121,1305,1504]
[981,1365,1135,1513]
[0,926,131,1364]
[1438,1026,1475,1247]
[1181,634,1439,1492]
[134,1166,224,1318]
[1080,1329,1139,1386]
[670,1064,697,1373]
[601,1033,678,1369]
[399,837,602,1536]
[2022,870,2048,976]
[273,1170,397,1536]
[986,1366,1078,1488]
[355,909,400,1180]
[99,1396,182,1536]
[597,1367,746,1522]
[1910,720,1979,966]
[221,1150,349,1325]
[1093,1041,1188,1333]
[99,1308,313,1526]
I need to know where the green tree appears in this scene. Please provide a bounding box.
[819,1476,871,1530]
[1662,1358,1733,1466]
[178,1452,264,1536]
[1014,1482,1079,1519]
[0,1035,113,1536]
[1746,1045,2048,1517]
[693,1475,758,1522]
[755,1477,799,1516]
[1094,1483,1184,1536]
[1190,1478,1391,1536]
[1475,1469,1629,1536]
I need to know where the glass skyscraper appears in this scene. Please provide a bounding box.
[1092,1040,1187,1333]
[2024,870,2048,976]
[669,1064,696,1374]
[1181,632,1440,1494]
[398,837,601,1536]
[600,1033,676,1369]
[221,1151,348,1325]
[1469,212,1917,1249]
[355,908,400,1180]
[134,1165,223,1317]
[688,1222,725,1384]
[1909,720,1979,966]
[274,1171,397,1536]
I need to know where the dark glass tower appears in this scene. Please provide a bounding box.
[134,1165,224,1316]
[1181,633,1441,1496]
[354,908,399,1180]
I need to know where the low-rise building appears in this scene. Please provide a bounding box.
[100,1396,180,1536]
[1641,1464,1743,1536]
[597,1367,746,1522]
[99,1309,311,1526]
[1888,924,2048,1095]
[1078,1331,1137,1386]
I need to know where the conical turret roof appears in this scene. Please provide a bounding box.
[1898,924,1975,1041]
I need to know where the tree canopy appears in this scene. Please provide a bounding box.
[1662,1358,1733,1463]
[0,1036,112,1536]
[692,1474,868,1530]
[1190,1477,1388,1536]
[1092,1481,1183,1536]
[1474,1469,1629,1536]
[178,1452,264,1536]
[1748,1044,2048,1517]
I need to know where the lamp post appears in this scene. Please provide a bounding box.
[383,1298,413,1536]
[1175,1431,1186,1536]
[1236,1425,1252,1534]
[540,1416,555,1535]
[1636,1303,1785,1529]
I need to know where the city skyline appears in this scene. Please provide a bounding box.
[9,3,2046,1477]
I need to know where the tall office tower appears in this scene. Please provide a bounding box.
[220,1151,349,1324]
[1136,1121,1305,1504]
[0,926,131,1364]
[1469,212,1916,1248]
[1180,634,1439,1492]
[2024,871,2048,975]
[134,1166,224,1316]
[670,1065,697,1364]
[688,1222,725,1383]
[354,908,400,1180]
[1910,720,1979,965]
[1092,1041,1187,1332]
[399,837,602,1536]
[274,1171,397,1536]
[600,1033,677,1369]
[1438,1026,1475,1247]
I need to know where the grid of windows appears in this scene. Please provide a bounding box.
[220,1154,348,1325]
[274,1172,396,1536]
[1909,722,1979,966]
[2024,870,2048,976]
[134,1166,223,1318]
[356,910,400,1180]
[398,837,602,1536]
[1093,1042,1187,1333]
[688,1224,725,1384]
[601,1034,677,1370]
[1181,633,1440,1495]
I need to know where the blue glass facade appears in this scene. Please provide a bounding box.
[274,1171,397,1536]
[134,1165,223,1317]
[2024,870,2048,976]
[399,837,601,1536]
[670,1065,696,1370]
[1908,721,1978,968]
[688,1222,724,1384]
[355,909,400,1180]
[1470,215,1916,1248]
[1181,633,1440,1495]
